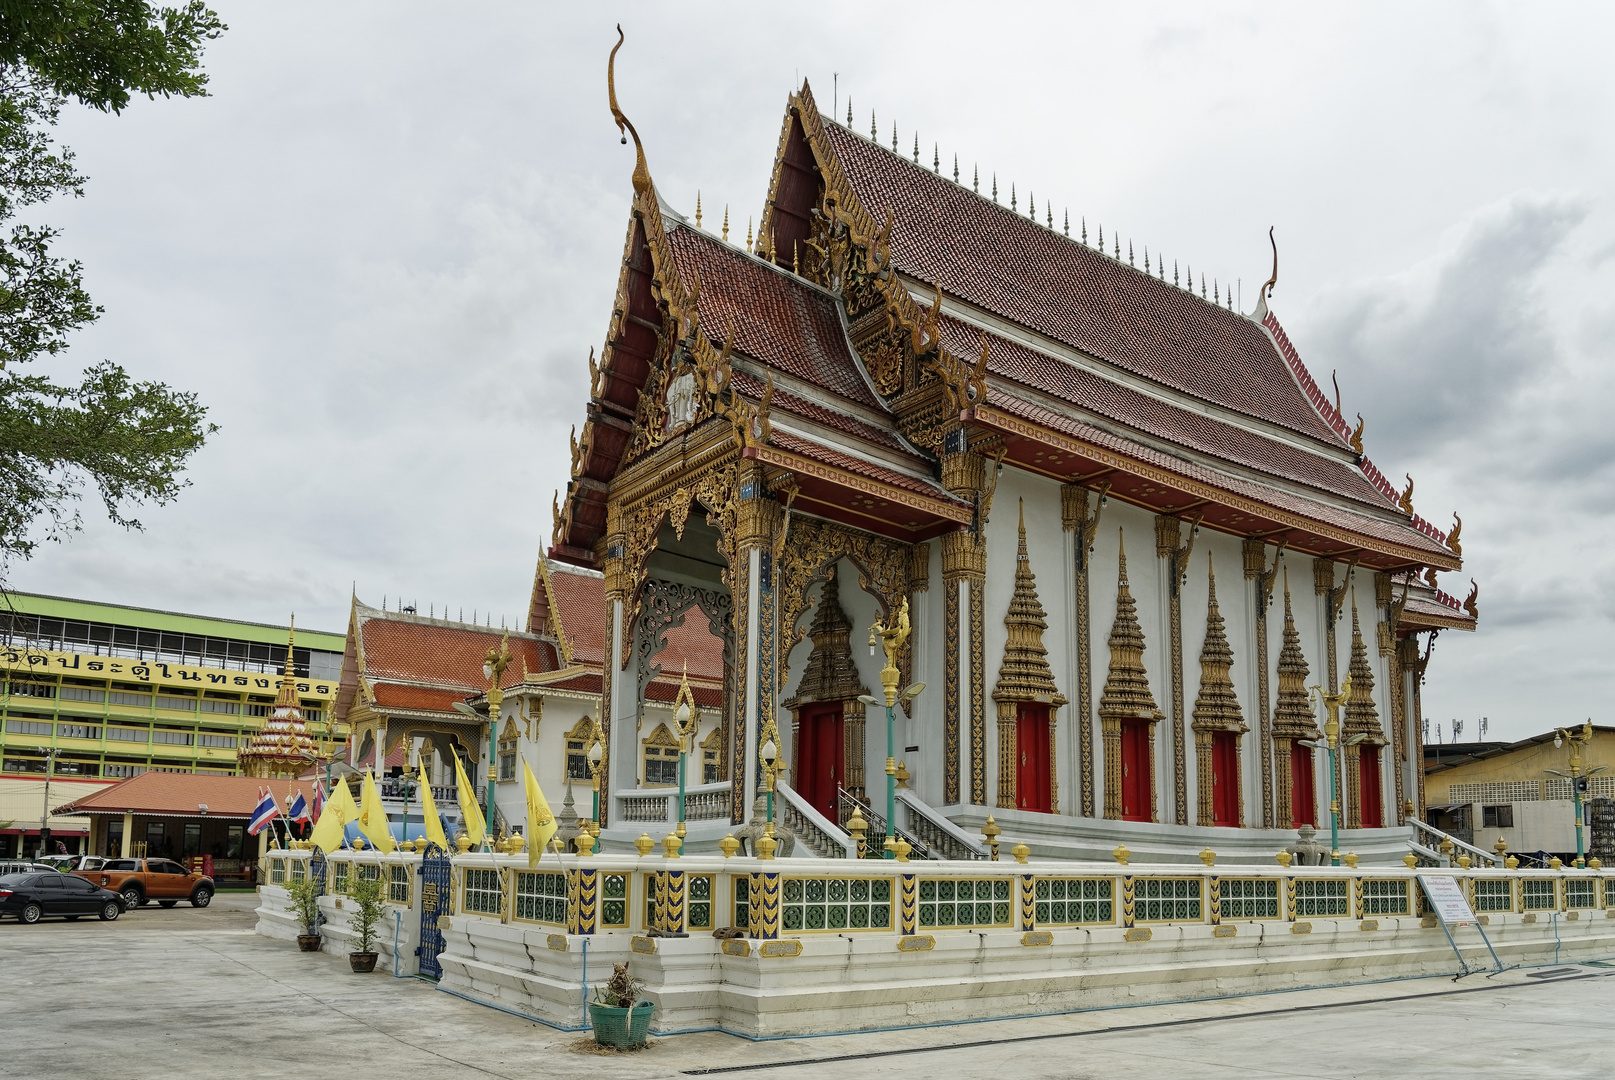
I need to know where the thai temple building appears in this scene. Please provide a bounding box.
[237,622,320,780]
[538,53,1476,864]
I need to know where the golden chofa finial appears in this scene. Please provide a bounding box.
[721,204,729,242]
[607,25,651,198]
[695,190,702,229]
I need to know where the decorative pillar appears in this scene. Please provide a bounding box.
[1272,577,1319,829]
[1315,558,1351,823]
[1379,572,1408,825]
[1244,537,1283,828]
[1062,483,1106,818]
[941,437,986,806]
[941,530,985,805]
[1156,514,1198,826]
[992,501,1066,811]
[1098,530,1163,821]
[600,524,630,829]
[1191,555,1247,826]
[733,467,782,823]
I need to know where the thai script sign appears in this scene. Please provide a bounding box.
[2,647,335,699]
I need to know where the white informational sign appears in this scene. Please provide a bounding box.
[1420,875,1477,925]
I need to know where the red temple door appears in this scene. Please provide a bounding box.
[1290,742,1317,828]
[1120,720,1152,822]
[795,702,844,822]
[1015,703,1052,813]
[1359,745,1383,828]
[1211,731,1240,827]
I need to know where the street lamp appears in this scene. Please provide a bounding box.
[670,664,698,858]
[1303,676,1362,868]
[581,721,604,856]
[37,748,58,859]
[480,631,513,852]
[1547,720,1603,868]
[758,724,781,859]
[867,599,923,860]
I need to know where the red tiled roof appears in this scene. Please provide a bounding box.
[359,616,555,692]
[942,317,1394,511]
[819,120,1346,447]
[546,565,607,666]
[665,224,881,410]
[369,685,468,712]
[55,772,319,819]
[984,389,1452,559]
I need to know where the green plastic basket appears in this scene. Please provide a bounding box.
[589,1000,655,1048]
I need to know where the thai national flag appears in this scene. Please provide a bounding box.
[310,779,325,823]
[287,789,311,824]
[248,787,279,836]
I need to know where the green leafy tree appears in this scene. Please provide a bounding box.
[0,3,225,583]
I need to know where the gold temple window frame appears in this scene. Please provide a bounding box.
[641,722,681,788]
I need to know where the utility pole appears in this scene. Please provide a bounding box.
[38,749,58,859]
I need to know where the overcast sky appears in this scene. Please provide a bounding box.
[7,3,1611,743]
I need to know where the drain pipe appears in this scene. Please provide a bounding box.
[582,936,591,1029]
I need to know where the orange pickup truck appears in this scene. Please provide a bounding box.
[74,858,214,911]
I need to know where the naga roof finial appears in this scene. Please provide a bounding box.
[607,25,652,199]
[1262,225,1278,298]
[1447,513,1462,557]
[1349,413,1365,454]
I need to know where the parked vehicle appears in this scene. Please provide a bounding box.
[0,860,57,877]
[73,858,214,911]
[0,872,123,924]
[40,855,106,872]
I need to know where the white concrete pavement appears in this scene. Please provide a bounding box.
[2,891,1610,1079]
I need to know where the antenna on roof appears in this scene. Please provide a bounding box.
[833,72,838,119]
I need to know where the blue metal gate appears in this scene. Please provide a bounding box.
[416,846,453,980]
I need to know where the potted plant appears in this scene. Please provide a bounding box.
[347,874,384,973]
[588,962,654,1049]
[286,877,322,952]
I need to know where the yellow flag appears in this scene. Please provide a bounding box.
[453,752,485,848]
[357,770,397,854]
[309,776,358,855]
[418,759,449,853]
[522,757,558,869]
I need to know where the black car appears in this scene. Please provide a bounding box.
[0,872,123,924]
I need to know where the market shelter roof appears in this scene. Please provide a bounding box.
[55,772,319,820]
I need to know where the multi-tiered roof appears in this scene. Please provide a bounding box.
[552,69,1472,621]
[238,620,320,779]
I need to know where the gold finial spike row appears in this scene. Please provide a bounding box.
[933,142,939,173]
[695,190,702,229]
[722,204,729,242]
[746,217,753,249]
[1064,209,1069,236]
[892,121,898,151]
[953,153,959,182]
[847,98,853,125]
[973,163,979,192]
[1011,182,1017,211]
[912,131,919,162]
[871,109,877,139]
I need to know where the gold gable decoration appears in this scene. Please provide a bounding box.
[993,501,1066,810]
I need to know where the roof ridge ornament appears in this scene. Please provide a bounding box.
[1252,226,1278,319]
[607,26,652,198]
[1349,413,1365,455]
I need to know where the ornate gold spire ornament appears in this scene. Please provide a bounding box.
[1342,594,1385,827]
[993,501,1067,811]
[607,26,652,199]
[1350,413,1365,455]
[1447,513,1462,557]
[239,616,318,779]
[721,204,729,242]
[1192,555,1247,826]
[1099,530,1163,821]
[1399,474,1415,516]
[695,190,702,228]
[1272,574,1319,827]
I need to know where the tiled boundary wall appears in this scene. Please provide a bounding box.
[256,851,1615,1037]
